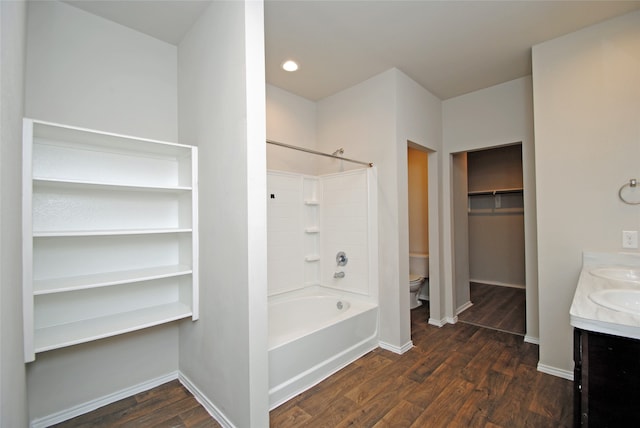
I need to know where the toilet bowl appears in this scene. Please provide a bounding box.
[409,274,425,309]
[409,253,430,308]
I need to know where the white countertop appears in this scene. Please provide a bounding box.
[570,252,640,339]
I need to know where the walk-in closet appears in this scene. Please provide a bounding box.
[458,144,526,335]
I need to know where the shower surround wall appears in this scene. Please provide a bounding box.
[266,167,378,408]
[267,169,376,298]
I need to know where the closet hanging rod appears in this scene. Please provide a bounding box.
[266,139,373,167]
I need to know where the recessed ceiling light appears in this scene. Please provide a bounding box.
[282,60,299,72]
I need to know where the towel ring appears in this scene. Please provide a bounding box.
[619,179,640,205]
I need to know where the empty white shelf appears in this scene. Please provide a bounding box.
[33,177,192,192]
[34,302,192,353]
[33,228,193,238]
[34,265,193,295]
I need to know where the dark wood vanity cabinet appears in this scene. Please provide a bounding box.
[574,328,640,427]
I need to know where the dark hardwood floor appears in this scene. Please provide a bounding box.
[271,304,572,427]
[51,379,221,428]
[457,282,526,335]
[53,300,572,427]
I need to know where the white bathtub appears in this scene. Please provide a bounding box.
[268,286,379,409]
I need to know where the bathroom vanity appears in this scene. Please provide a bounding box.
[570,253,640,427]
[573,328,640,427]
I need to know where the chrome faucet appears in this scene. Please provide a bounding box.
[334,271,345,279]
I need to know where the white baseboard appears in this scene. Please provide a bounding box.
[30,371,179,428]
[469,279,526,289]
[456,300,473,315]
[379,340,413,354]
[537,363,574,381]
[428,317,446,327]
[524,335,540,345]
[179,373,235,428]
[445,315,458,324]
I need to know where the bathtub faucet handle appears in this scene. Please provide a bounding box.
[334,271,345,279]
[336,251,348,266]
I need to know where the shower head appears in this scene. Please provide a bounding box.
[332,148,344,156]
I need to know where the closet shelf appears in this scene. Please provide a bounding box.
[34,265,193,295]
[34,302,193,353]
[468,207,525,215]
[468,187,523,196]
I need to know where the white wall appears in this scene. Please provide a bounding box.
[532,10,640,376]
[442,76,537,340]
[27,327,179,419]
[318,68,442,351]
[395,71,443,330]
[267,84,317,174]
[317,70,395,173]
[177,0,269,426]
[1,1,29,426]
[317,70,402,347]
[23,1,181,421]
[24,1,177,141]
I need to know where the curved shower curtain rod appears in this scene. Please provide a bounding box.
[266,139,373,167]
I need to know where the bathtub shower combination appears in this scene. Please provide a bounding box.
[268,287,378,408]
[266,156,379,409]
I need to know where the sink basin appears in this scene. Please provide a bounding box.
[589,289,640,314]
[590,268,640,284]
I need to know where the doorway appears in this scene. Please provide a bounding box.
[454,144,526,336]
[407,144,434,322]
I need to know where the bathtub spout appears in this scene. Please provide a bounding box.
[334,271,345,279]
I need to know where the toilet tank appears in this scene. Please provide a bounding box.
[409,253,429,278]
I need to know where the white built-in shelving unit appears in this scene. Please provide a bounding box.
[22,119,199,362]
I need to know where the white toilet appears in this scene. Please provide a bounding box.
[409,253,429,309]
[409,274,425,309]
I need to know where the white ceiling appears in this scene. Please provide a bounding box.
[66,0,640,100]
